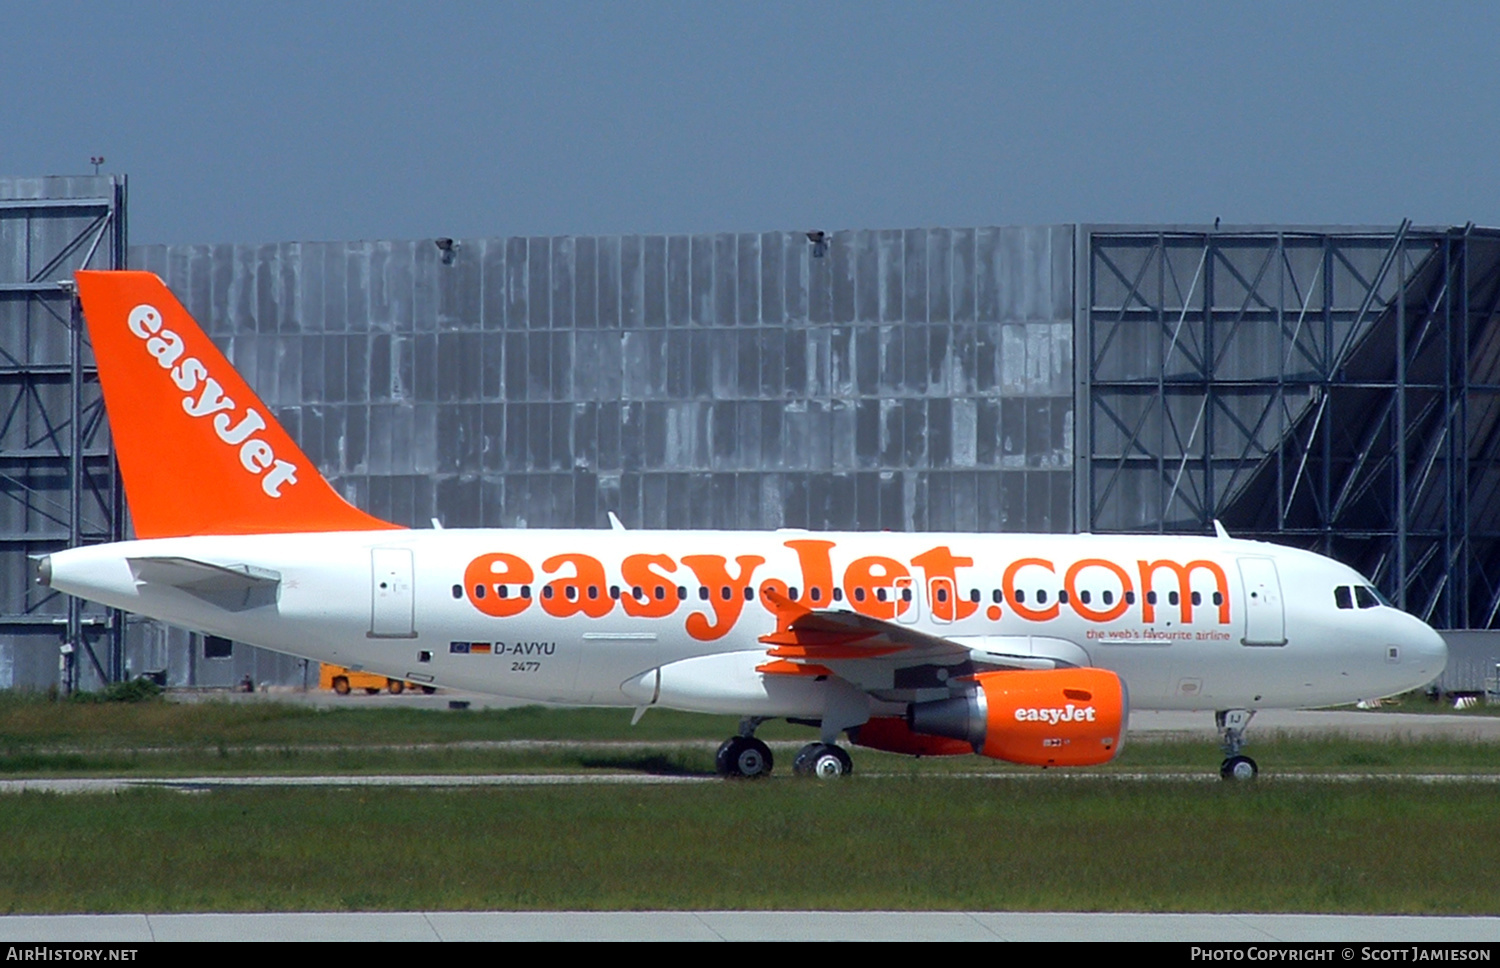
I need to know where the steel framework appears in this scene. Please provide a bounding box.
[0,176,127,690]
[1079,223,1500,629]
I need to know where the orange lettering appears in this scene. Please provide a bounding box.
[1138,559,1231,624]
[463,553,533,618]
[621,553,678,617]
[761,539,838,608]
[540,553,612,618]
[682,554,766,640]
[842,556,910,620]
[1003,557,1059,622]
[911,546,977,621]
[1064,558,1132,622]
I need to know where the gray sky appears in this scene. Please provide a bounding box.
[6,1,1498,245]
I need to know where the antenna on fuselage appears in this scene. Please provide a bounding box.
[1213,520,1231,540]
[608,511,627,532]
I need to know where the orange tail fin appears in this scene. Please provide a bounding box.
[75,270,401,538]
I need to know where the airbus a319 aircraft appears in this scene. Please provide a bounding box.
[41,271,1447,781]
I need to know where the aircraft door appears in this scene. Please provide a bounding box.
[1237,557,1286,646]
[370,548,416,638]
[928,576,955,625]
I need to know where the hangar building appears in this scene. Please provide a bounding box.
[4,174,1497,693]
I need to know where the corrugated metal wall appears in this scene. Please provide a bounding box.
[130,228,1076,538]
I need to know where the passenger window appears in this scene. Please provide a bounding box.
[1335,586,1353,609]
[699,587,709,601]
[992,589,1002,603]
[451,584,462,599]
[1015,589,1026,604]
[1058,590,1069,604]
[1102,590,1114,605]
[811,587,822,602]
[1146,591,1157,605]
[676,586,687,600]
[832,588,843,602]
[855,587,867,602]
[610,585,621,599]
[722,586,733,601]
[874,588,885,602]
[1125,591,1136,604]
[521,585,532,598]
[1191,591,1201,606]
[1211,592,1221,606]
[475,584,487,599]
[1168,591,1179,606]
[969,589,980,603]
[1036,589,1048,604]
[1080,590,1091,605]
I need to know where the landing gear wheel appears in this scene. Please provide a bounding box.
[716,736,774,778]
[793,742,853,779]
[1220,755,1258,781]
[387,680,405,695]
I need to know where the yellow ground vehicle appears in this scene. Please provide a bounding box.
[319,664,434,695]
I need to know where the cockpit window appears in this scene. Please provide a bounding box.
[1334,586,1353,609]
[1354,585,1380,609]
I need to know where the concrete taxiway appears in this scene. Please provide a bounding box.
[2,911,1499,942]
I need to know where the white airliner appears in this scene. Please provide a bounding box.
[40,271,1447,781]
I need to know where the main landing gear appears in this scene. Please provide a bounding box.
[716,718,774,779]
[792,742,853,779]
[1216,709,1258,781]
[714,719,856,779]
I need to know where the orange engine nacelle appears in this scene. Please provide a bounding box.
[906,668,1127,767]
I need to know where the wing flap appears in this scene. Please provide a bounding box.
[756,587,972,691]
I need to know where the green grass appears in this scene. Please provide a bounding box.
[0,690,773,747]
[0,779,1495,915]
[3,692,1499,778]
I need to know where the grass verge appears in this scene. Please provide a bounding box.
[0,778,1494,915]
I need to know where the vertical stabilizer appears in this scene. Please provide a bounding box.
[74,270,401,538]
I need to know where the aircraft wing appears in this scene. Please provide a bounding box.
[756,588,977,700]
[127,556,282,612]
[755,588,1086,700]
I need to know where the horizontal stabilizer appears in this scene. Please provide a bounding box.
[128,556,281,612]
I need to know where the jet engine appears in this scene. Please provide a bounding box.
[848,716,974,757]
[907,668,1127,767]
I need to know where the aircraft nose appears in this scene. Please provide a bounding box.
[1406,620,1448,683]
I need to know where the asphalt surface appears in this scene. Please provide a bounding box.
[2,911,1498,942]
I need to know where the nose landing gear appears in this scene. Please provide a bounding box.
[1216,709,1258,781]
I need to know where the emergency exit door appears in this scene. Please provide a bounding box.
[1237,557,1286,646]
[370,548,416,638]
